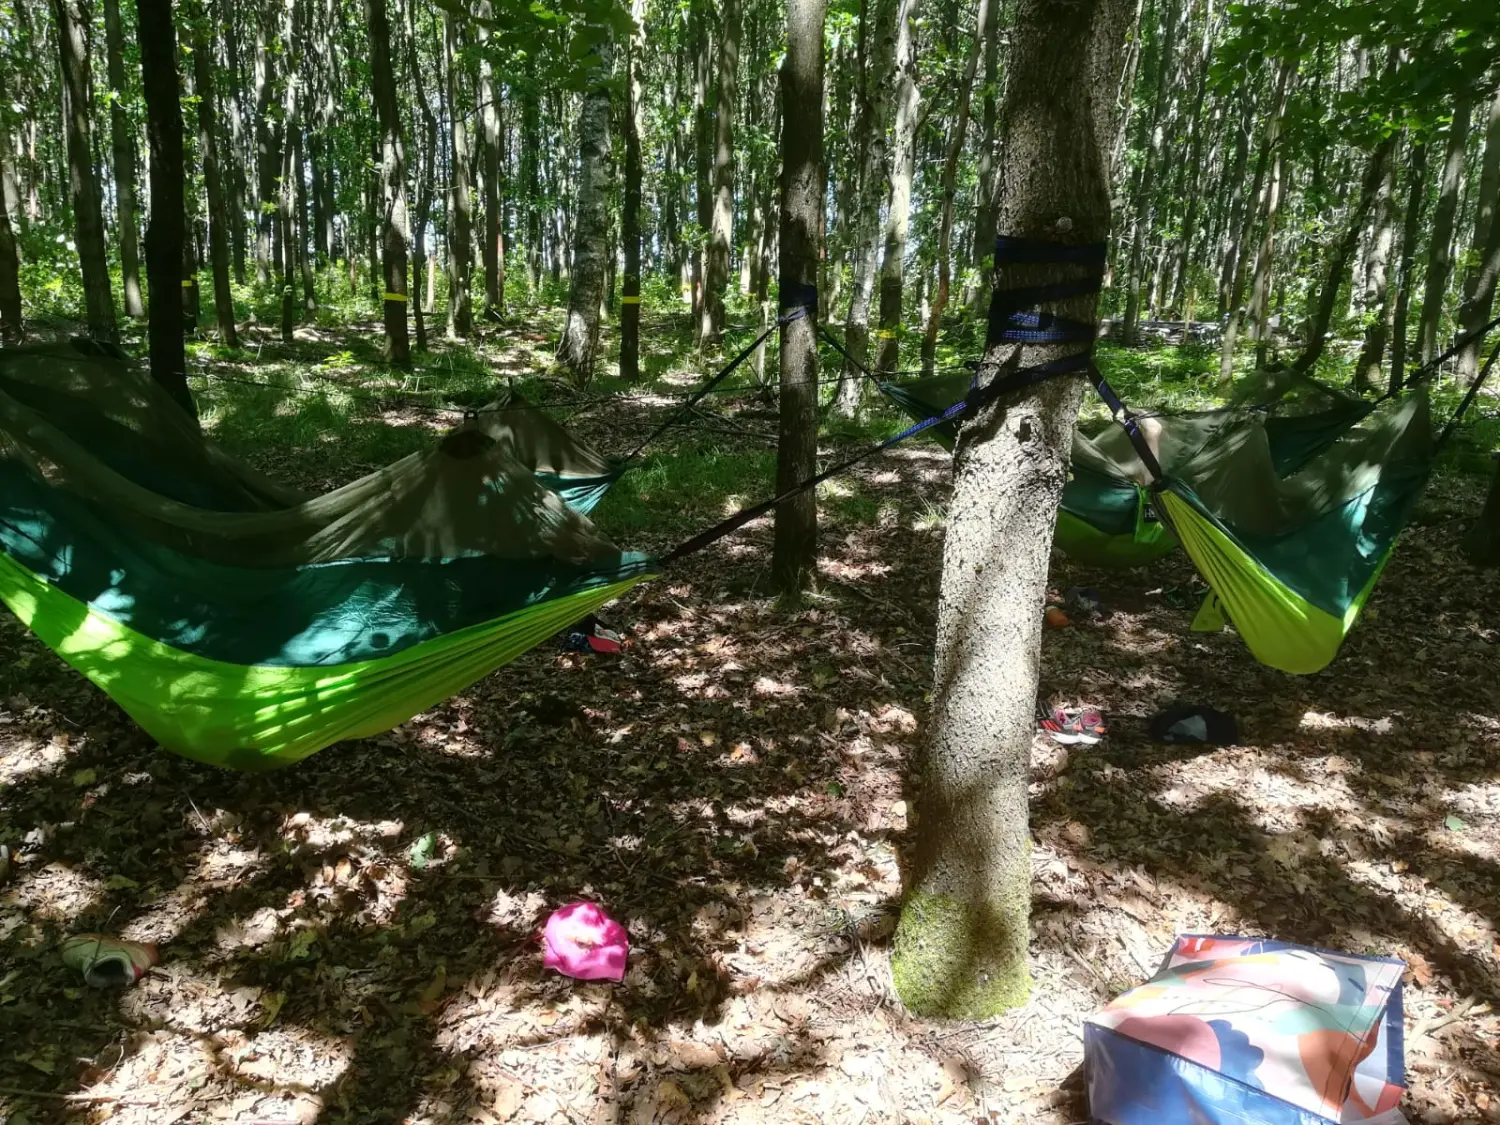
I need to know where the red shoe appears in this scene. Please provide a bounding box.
[1039,706,1106,746]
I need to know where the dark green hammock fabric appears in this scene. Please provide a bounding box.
[0,341,652,768]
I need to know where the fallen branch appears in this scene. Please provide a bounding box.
[0,1084,160,1106]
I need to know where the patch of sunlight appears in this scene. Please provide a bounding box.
[752,675,802,698]
[283,810,405,851]
[719,493,750,517]
[3,861,105,923]
[0,733,69,786]
[485,885,549,931]
[818,479,854,499]
[214,905,284,954]
[119,849,262,947]
[1298,710,1394,735]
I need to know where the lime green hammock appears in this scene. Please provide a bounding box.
[0,342,652,769]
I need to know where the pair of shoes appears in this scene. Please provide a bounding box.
[559,614,623,655]
[1039,705,1106,745]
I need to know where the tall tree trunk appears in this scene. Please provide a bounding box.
[1418,95,1473,366]
[137,0,192,414]
[445,11,474,335]
[1248,133,1287,370]
[277,8,297,344]
[1168,5,1214,316]
[920,0,991,376]
[1292,132,1394,375]
[1215,86,1256,315]
[369,0,410,364]
[1119,0,1178,346]
[521,86,542,292]
[620,2,644,381]
[0,63,24,342]
[1389,141,1429,393]
[103,0,144,318]
[253,4,279,285]
[691,0,712,345]
[406,0,435,350]
[892,0,1126,1020]
[968,1,1003,309]
[1468,458,1500,566]
[704,0,741,348]
[874,0,921,377]
[478,1,503,320]
[52,0,117,341]
[223,0,248,283]
[557,39,612,384]
[772,0,826,594]
[1457,86,1500,382]
[1354,133,1399,391]
[191,0,238,348]
[295,126,315,312]
[836,0,898,415]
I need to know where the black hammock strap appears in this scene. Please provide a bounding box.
[1380,310,1500,402]
[662,236,1128,564]
[1437,337,1500,450]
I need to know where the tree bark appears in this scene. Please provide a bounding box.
[1418,95,1473,366]
[445,10,474,336]
[52,0,117,341]
[1389,141,1429,392]
[874,0,921,377]
[836,0,898,415]
[103,0,144,318]
[704,0,741,349]
[253,3,279,285]
[367,0,410,363]
[920,0,991,376]
[190,0,238,348]
[1468,457,1500,566]
[892,0,1126,1020]
[277,4,297,344]
[478,1,503,321]
[405,0,435,350]
[223,0,248,283]
[521,85,542,292]
[1120,0,1179,346]
[1292,132,1394,375]
[0,62,23,342]
[691,0,712,344]
[968,2,1003,308]
[1457,86,1500,382]
[1168,5,1214,317]
[771,0,826,594]
[1354,133,1398,391]
[557,38,612,384]
[620,1,644,381]
[136,0,192,414]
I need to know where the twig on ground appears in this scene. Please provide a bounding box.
[0,1085,160,1105]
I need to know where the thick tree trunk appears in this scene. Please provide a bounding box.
[52,0,117,341]
[1457,86,1500,382]
[836,0,897,415]
[920,0,991,376]
[771,0,826,594]
[103,0,144,319]
[691,0,712,345]
[703,0,740,348]
[892,0,1126,1020]
[1390,141,1429,392]
[1292,133,1394,375]
[253,6,278,285]
[136,0,192,414]
[0,64,23,342]
[620,8,643,381]
[1354,134,1398,391]
[191,3,238,348]
[1468,458,1500,566]
[874,0,921,377]
[368,0,410,364]
[1418,95,1473,366]
[445,11,474,336]
[557,40,612,384]
[478,1,503,321]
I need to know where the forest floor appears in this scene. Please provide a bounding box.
[1,315,1499,1125]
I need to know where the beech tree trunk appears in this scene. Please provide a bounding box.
[253,5,278,285]
[1457,86,1500,381]
[771,0,826,594]
[892,0,1127,1019]
[557,39,612,384]
[920,0,991,376]
[0,63,23,342]
[53,0,117,341]
[620,5,643,381]
[873,0,921,377]
[369,0,410,364]
[1354,134,1398,391]
[479,1,503,321]
[691,0,712,345]
[704,0,740,348]
[137,0,192,414]
[1390,141,1429,392]
[191,1,238,348]
[1418,95,1472,366]
[446,10,474,336]
[277,14,298,344]
[103,0,144,319]
[836,0,897,415]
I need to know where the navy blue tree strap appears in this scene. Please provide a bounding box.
[993,236,1108,266]
[780,282,818,318]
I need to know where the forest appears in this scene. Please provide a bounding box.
[1,0,1499,1121]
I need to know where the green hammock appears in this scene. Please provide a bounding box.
[0,341,653,769]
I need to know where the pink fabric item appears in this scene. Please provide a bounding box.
[541,902,629,982]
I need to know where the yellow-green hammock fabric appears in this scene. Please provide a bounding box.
[0,341,654,768]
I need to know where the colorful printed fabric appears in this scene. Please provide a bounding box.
[1086,935,1406,1125]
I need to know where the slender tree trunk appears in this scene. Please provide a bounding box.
[920,0,991,376]
[1418,95,1473,366]
[1107,0,1144,183]
[0,64,23,342]
[1248,136,1286,370]
[478,1,503,321]
[968,2,1003,309]
[253,5,279,285]
[406,0,435,349]
[368,0,409,363]
[557,39,612,384]
[1120,0,1178,346]
[837,0,898,415]
[1215,87,1255,315]
[136,0,192,413]
[893,0,1126,1020]
[1354,134,1399,391]
[1457,86,1500,381]
[1389,141,1429,393]
[772,0,826,594]
[704,0,741,348]
[103,0,144,318]
[1468,458,1500,566]
[1292,132,1394,375]
[1168,7,1214,316]
[52,0,117,341]
[443,11,473,335]
[277,7,297,344]
[521,86,542,292]
[874,0,921,377]
[295,127,315,312]
[191,1,238,348]
[223,0,248,283]
[691,0,712,345]
[620,3,644,381]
